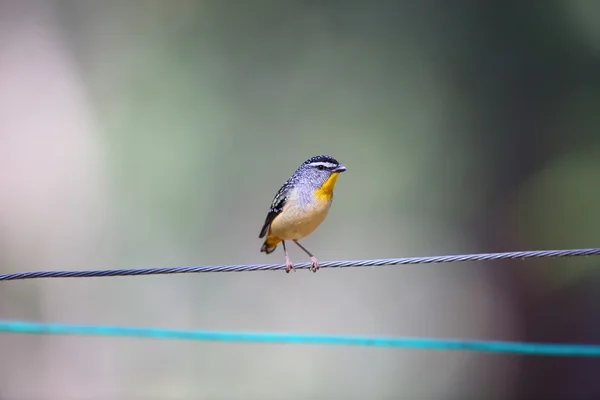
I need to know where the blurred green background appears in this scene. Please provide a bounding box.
[1,1,600,399]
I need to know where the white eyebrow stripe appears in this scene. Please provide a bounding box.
[308,161,338,169]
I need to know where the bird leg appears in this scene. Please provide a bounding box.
[282,241,295,273]
[293,240,320,273]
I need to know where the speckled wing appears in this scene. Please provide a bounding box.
[258,180,292,238]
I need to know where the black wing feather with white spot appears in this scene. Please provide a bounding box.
[258,179,293,238]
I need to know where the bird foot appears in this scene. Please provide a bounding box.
[309,256,320,273]
[285,258,295,273]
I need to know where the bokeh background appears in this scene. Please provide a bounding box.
[1,1,600,399]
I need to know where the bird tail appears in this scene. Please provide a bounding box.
[260,237,280,254]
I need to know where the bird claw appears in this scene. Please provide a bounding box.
[285,259,295,273]
[309,256,320,273]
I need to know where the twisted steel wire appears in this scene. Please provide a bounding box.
[1,247,598,281]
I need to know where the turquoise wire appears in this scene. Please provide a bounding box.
[1,320,599,356]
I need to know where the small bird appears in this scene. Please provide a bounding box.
[259,155,347,273]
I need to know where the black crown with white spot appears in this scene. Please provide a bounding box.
[302,155,340,171]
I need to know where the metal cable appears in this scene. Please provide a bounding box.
[1,247,599,281]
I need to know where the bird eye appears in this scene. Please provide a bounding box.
[317,165,325,171]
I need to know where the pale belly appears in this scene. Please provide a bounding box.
[269,199,331,241]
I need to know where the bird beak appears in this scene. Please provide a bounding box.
[333,164,347,173]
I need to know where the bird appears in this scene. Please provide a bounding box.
[258,155,347,273]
